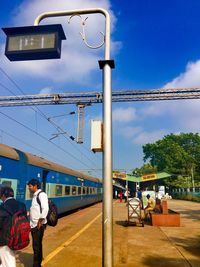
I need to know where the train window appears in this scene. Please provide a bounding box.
[2,181,12,187]
[97,188,101,194]
[65,186,70,195]
[86,187,89,194]
[82,187,86,195]
[78,187,81,195]
[90,188,92,194]
[72,186,77,195]
[55,185,63,196]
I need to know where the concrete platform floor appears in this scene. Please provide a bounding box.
[16,199,200,267]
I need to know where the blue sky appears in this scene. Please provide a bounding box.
[1,0,200,178]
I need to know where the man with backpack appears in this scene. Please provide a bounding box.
[0,186,28,267]
[27,179,49,267]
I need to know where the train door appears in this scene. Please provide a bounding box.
[42,170,49,192]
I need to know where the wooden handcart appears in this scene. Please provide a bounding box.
[127,197,144,227]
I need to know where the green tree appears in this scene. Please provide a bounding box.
[143,133,200,186]
[132,163,157,176]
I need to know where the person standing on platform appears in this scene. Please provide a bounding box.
[27,179,49,267]
[119,191,123,202]
[124,190,128,202]
[0,186,27,267]
[136,188,143,209]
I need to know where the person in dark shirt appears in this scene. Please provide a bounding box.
[0,186,27,267]
[136,188,143,209]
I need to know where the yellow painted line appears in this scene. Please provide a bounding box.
[42,212,102,266]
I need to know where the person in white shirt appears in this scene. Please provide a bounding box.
[27,179,49,267]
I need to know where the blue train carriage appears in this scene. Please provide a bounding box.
[0,143,103,214]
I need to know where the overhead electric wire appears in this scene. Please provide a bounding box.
[48,111,76,119]
[0,129,69,166]
[5,69,101,171]
[48,118,101,169]
[0,82,19,95]
[0,110,94,170]
[0,67,101,170]
[0,67,101,176]
[32,104,101,172]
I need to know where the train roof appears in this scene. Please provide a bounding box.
[0,143,19,160]
[0,143,101,183]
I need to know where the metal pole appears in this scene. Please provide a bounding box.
[125,171,128,202]
[34,8,113,267]
[191,165,195,192]
[102,62,113,267]
[100,11,113,267]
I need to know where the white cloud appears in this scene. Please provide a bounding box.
[12,0,114,29]
[39,87,53,94]
[116,123,166,145]
[140,102,167,117]
[114,59,200,145]
[170,99,200,131]
[1,45,98,83]
[1,0,120,83]
[137,59,200,132]
[164,60,200,88]
[132,129,167,145]
[113,107,137,122]
[162,60,200,132]
[117,126,142,138]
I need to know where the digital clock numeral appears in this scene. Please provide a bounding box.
[8,33,55,51]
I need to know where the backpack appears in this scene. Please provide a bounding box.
[37,191,58,227]
[3,208,30,250]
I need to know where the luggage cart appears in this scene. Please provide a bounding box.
[127,197,144,227]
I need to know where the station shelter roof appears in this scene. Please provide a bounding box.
[113,171,171,183]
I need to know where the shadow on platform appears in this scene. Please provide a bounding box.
[16,251,33,267]
[142,255,198,267]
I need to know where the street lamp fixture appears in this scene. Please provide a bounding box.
[2,24,66,61]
